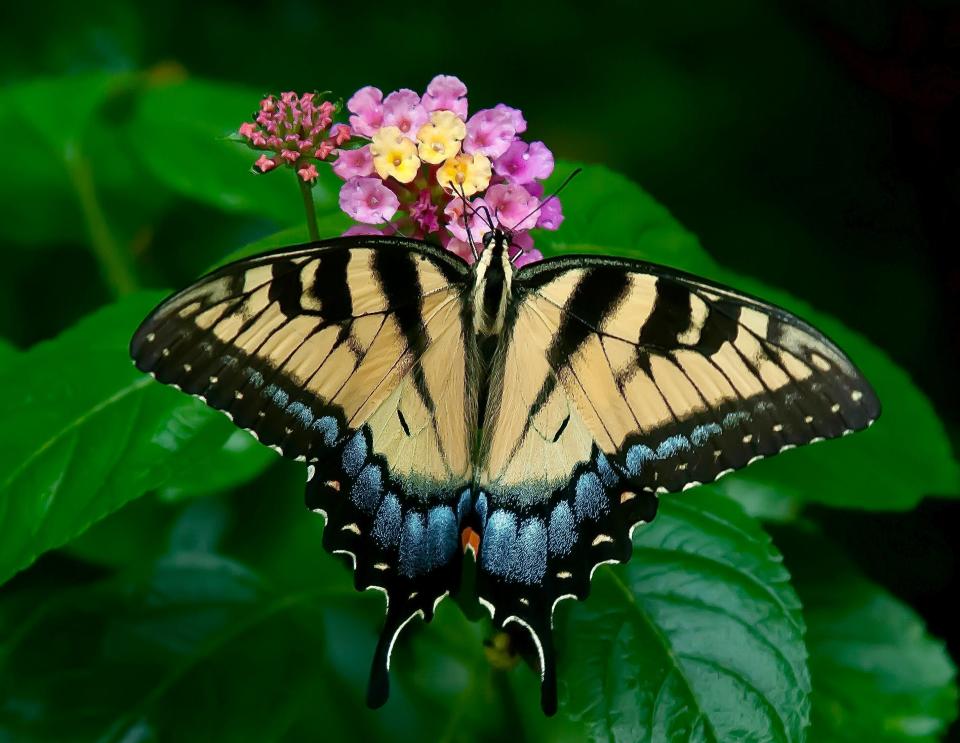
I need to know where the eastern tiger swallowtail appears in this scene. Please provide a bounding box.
[130,230,880,714]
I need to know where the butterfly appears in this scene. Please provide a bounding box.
[130,228,879,714]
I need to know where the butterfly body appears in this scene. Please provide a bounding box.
[131,234,879,715]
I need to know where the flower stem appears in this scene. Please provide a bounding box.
[298,177,320,242]
[64,143,139,296]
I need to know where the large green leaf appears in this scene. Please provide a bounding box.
[543,162,959,510]
[128,78,342,224]
[0,543,515,743]
[776,528,958,743]
[547,490,810,742]
[0,293,241,586]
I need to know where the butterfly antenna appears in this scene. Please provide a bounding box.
[452,182,480,261]
[506,167,582,233]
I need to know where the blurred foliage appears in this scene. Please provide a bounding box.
[1,0,959,740]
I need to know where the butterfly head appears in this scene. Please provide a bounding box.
[481,228,512,257]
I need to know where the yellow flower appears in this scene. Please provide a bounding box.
[436,152,492,196]
[370,126,420,183]
[416,110,466,165]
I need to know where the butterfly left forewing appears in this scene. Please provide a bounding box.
[131,237,478,706]
[475,254,880,713]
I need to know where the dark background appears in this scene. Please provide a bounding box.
[4,0,959,735]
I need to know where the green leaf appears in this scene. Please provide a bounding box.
[776,528,958,743]
[156,428,277,501]
[0,339,16,367]
[545,162,960,510]
[0,293,243,586]
[553,490,810,742]
[0,545,514,743]
[0,74,118,244]
[128,78,342,224]
[541,162,719,275]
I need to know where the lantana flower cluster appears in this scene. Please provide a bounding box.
[237,77,562,266]
[336,76,561,265]
[238,92,351,183]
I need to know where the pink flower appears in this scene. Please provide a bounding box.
[493,103,526,134]
[446,238,476,264]
[423,75,468,118]
[332,145,375,180]
[239,91,348,180]
[381,89,429,138]
[494,140,554,185]
[464,108,519,159]
[339,177,400,224]
[342,224,389,237]
[444,197,488,244]
[254,154,277,173]
[484,183,540,231]
[409,190,439,234]
[347,86,384,137]
[512,246,543,268]
[537,196,564,230]
[297,163,319,182]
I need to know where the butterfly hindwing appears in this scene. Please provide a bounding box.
[475,254,880,712]
[130,236,477,704]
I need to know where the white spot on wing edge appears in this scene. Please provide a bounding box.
[550,593,578,628]
[589,558,619,581]
[332,548,356,569]
[307,464,316,482]
[503,615,546,681]
[386,610,424,671]
[432,590,450,614]
[478,596,496,620]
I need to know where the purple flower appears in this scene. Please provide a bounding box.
[444,197,488,244]
[494,140,554,185]
[484,183,540,231]
[381,89,429,139]
[512,247,543,268]
[446,237,476,264]
[536,196,564,230]
[339,177,400,224]
[464,108,520,159]
[493,103,526,134]
[409,190,439,234]
[332,145,375,180]
[423,75,468,118]
[342,224,388,237]
[347,86,384,137]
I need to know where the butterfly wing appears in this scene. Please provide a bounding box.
[476,254,880,713]
[130,236,477,706]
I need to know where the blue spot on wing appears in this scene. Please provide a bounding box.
[656,435,690,458]
[457,490,472,524]
[350,464,382,514]
[474,492,488,523]
[595,451,619,486]
[575,472,607,522]
[723,411,751,427]
[427,507,458,568]
[399,512,426,578]
[691,423,722,446]
[341,430,366,477]
[373,493,402,549]
[512,517,547,584]
[481,510,517,578]
[285,401,314,428]
[548,501,575,556]
[626,444,655,475]
[312,416,339,446]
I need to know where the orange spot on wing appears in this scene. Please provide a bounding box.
[461,527,480,555]
[324,480,341,491]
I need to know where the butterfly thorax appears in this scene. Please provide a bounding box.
[471,230,514,337]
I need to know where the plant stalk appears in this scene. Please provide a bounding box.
[299,177,320,242]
